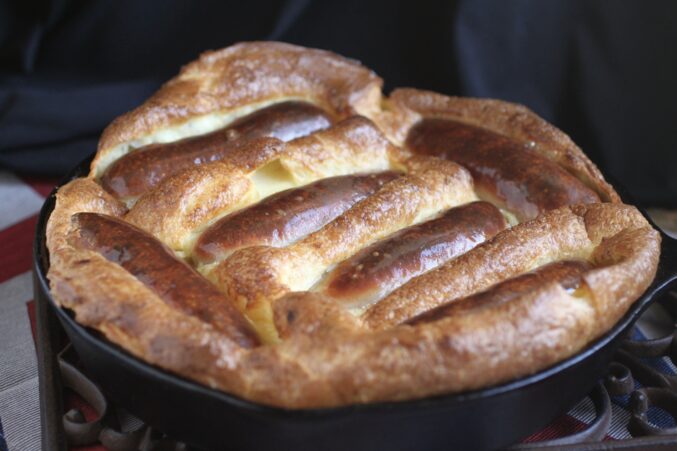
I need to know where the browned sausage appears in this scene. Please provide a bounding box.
[406,259,591,325]
[101,101,333,200]
[194,171,401,264]
[319,201,507,306]
[406,119,600,221]
[72,212,259,348]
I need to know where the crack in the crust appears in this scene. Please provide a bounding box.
[568,204,596,244]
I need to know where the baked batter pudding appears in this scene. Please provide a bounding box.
[46,42,660,408]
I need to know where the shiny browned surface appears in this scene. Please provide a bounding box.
[406,119,600,221]
[45,43,662,409]
[321,201,507,305]
[72,212,259,347]
[101,102,333,199]
[194,171,400,264]
[94,42,383,167]
[406,260,591,325]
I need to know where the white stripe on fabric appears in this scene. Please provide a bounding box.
[0,271,40,451]
[0,272,37,391]
[0,377,40,451]
[568,395,595,424]
[607,403,632,439]
[0,172,44,230]
[567,388,632,440]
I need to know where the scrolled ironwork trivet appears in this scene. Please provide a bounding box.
[515,293,677,449]
[58,345,185,451]
[511,383,612,449]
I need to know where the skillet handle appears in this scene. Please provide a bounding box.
[612,176,677,288]
[660,228,677,274]
[652,228,677,296]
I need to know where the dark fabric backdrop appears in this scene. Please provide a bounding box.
[1,0,675,206]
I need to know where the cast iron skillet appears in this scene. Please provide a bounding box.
[34,154,677,451]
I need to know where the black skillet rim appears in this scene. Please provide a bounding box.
[33,152,677,419]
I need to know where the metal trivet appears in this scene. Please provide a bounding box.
[44,292,677,451]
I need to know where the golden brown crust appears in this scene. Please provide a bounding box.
[45,42,661,409]
[213,157,475,323]
[46,178,127,253]
[48,202,660,408]
[99,100,335,203]
[404,260,592,325]
[317,201,507,307]
[48,245,251,390]
[379,88,619,203]
[364,203,654,328]
[93,42,382,177]
[72,212,259,347]
[194,171,400,264]
[124,117,400,252]
[246,204,659,407]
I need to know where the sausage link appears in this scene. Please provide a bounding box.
[72,212,259,348]
[194,171,400,264]
[406,119,600,221]
[318,201,507,307]
[406,259,591,325]
[101,101,333,200]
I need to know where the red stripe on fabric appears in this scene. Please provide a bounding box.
[0,214,38,283]
[65,389,106,451]
[521,413,616,443]
[26,300,37,347]
[19,175,60,198]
